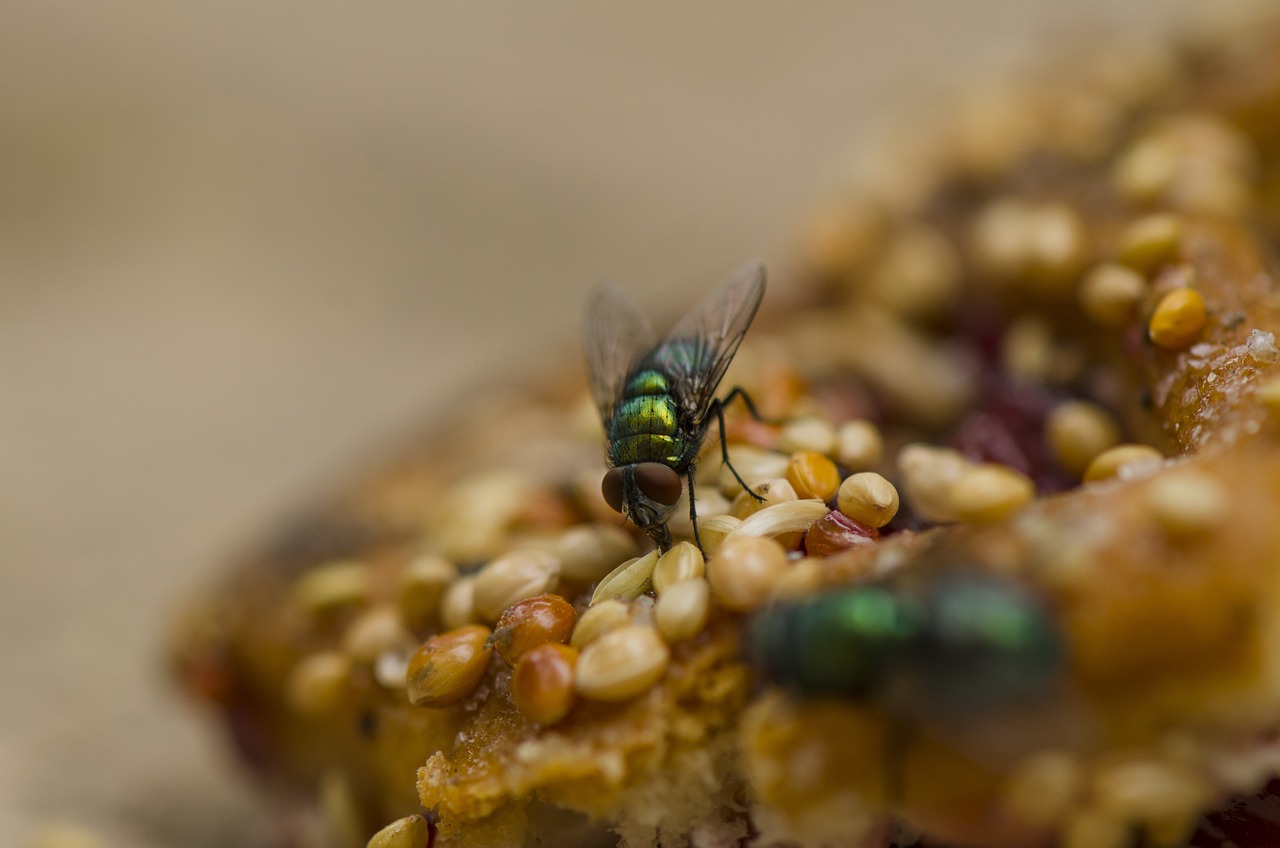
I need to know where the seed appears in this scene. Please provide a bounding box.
[897,443,971,523]
[836,472,899,528]
[803,510,878,558]
[1114,213,1183,273]
[373,649,411,690]
[863,225,962,319]
[729,499,829,541]
[398,554,458,629]
[1079,263,1147,326]
[554,522,637,583]
[473,549,560,622]
[1001,751,1085,827]
[511,642,579,724]
[1024,203,1088,289]
[654,578,712,643]
[367,814,430,848]
[1257,377,1280,418]
[772,557,823,600]
[570,598,632,648]
[1002,316,1055,383]
[285,652,352,716]
[439,575,478,630]
[294,560,371,617]
[972,198,1032,279]
[490,593,576,665]
[1092,758,1208,833]
[1114,134,1179,204]
[777,415,838,455]
[1148,287,1206,349]
[1083,443,1165,482]
[26,824,109,848]
[590,549,659,605]
[949,464,1035,524]
[707,536,790,612]
[731,476,798,519]
[343,606,415,664]
[320,770,364,848]
[717,446,790,497]
[695,513,743,557]
[835,419,884,471]
[406,624,493,707]
[652,541,706,594]
[786,451,842,501]
[1145,471,1228,537]
[1045,400,1122,477]
[1063,809,1129,848]
[574,624,670,701]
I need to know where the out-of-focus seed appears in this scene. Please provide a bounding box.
[1114,134,1178,204]
[511,642,579,725]
[575,624,670,701]
[285,652,352,717]
[570,599,632,649]
[803,510,878,558]
[294,561,371,617]
[320,770,365,848]
[786,451,842,501]
[835,419,884,472]
[1091,758,1209,836]
[473,549,560,622]
[1045,400,1122,477]
[777,415,838,456]
[26,824,109,848]
[1079,263,1148,326]
[863,225,963,319]
[590,549,658,605]
[897,443,971,523]
[729,499,829,542]
[1083,443,1165,482]
[367,814,430,848]
[652,541,706,594]
[398,554,458,629]
[707,536,790,612]
[554,523,637,583]
[373,649,411,690]
[434,470,535,563]
[1145,471,1228,538]
[406,624,493,707]
[490,593,577,665]
[799,198,883,279]
[1063,810,1129,848]
[654,578,711,643]
[1114,213,1183,273]
[949,464,1035,524]
[772,557,823,600]
[1000,751,1085,828]
[1257,377,1280,418]
[731,476,798,519]
[1025,203,1088,290]
[439,575,478,630]
[1002,316,1055,383]
[1148,287,1206,349]
[343,607,415,664]
[836,472,899,528]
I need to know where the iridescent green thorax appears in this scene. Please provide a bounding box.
[608,370,687,466]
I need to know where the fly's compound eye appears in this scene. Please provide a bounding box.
[602,468,626,513]
[634,463,682,506]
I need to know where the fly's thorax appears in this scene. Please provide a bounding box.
[608,381,686,466]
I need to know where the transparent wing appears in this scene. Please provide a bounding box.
[650,261,766,420]
[584,282,657,427]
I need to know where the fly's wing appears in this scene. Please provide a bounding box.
[650,261,766,420]
[584,283,657,428]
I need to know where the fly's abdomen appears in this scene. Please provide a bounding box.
[608,372,686,465]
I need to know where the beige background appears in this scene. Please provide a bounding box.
[1,2,1207,845]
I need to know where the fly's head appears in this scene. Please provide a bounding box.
[602,462,682,547]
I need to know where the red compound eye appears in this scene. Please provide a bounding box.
[601,468,626,513]
[634,463,682,506]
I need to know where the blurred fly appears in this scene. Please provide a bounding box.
[584,262,767,551]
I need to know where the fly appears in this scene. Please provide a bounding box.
[584,261,767,552]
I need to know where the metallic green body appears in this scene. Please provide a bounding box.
[607,369,692,467]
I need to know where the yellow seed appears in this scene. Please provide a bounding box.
[1001,751,1085,828]
[1257,377,1280,418]
[342,607,415,664]
[570,598,632,648]
[406,624,493,707]
[1114,213,1183,273]
[1113,134,1179,204]
[1084,443,1165,482]
[554,522,637,583]
[511,642,579,725]
[786,450,841,501]
[949,464,1035,524]
[1079,263,1148,326]
[863,225,962,318]
[729,499,828,541]
[1024,203,1088,289]
[439,575,478,630]
[1002,316,1055,383]
[294,560,371,617]
[654,578,711,643]
[590,550,658,605]
[367,814,430,848]
[772,557,823,600]
[473,549,560,621]
[285,652,352,716]
[777,415,838,455]
[707,536,790,612]
[694,513,743,557]
[397,554,458,629]
[1063,809,1129,848]
[835,419,884,471]
[652,541,706,594]
[1148,287,1206,349]
[897,443,971,523]
[731,476,798,519]
[1045,400,1121,477]
[319,770,364,848]
[574,624,670,701]
[972,198,1032,279]
[1092,758,1209,831]
[1145,470,1228,537]
[836,472,900,528]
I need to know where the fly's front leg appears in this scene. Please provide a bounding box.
[686,468,705,553]
[708,387,768,503]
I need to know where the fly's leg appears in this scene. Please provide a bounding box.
[646,521,673,553]
[686,468,705,553]
[708,386,769,503]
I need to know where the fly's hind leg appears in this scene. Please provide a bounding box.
[685,468,706,553]
[708,386,770,503]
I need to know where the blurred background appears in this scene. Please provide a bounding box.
[0,2,1214,845]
